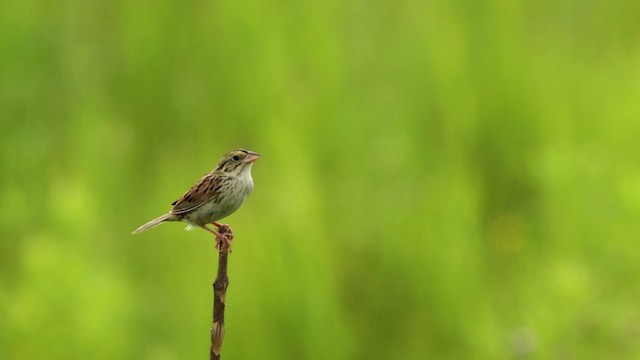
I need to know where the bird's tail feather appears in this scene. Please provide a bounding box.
[132,214,175,234]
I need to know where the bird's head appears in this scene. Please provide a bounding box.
[215,149,261,176]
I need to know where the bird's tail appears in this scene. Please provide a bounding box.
[132,214,176,234]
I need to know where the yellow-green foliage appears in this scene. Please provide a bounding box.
[1,0,640,359]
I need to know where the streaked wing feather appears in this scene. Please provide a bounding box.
[170,174,220,215]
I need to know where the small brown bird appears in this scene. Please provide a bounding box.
[132,149,260,249]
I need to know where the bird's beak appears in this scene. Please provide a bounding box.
[243,151,261,163]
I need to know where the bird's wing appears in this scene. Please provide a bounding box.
[170,174,221,215]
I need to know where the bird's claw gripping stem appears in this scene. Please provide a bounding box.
[213,223,234,253]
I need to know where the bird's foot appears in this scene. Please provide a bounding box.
[214,224,234,253]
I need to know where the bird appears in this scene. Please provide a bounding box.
[132,149,260,250]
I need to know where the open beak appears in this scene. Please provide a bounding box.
[243,151,261,163]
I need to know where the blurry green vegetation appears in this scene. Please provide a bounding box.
[2,0,640,359]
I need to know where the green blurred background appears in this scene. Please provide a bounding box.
[2,0,640,359]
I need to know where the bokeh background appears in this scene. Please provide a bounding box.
[2,0,640,359]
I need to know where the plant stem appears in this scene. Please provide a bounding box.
[210,225,232,360]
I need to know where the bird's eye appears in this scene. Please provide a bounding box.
[232,155,241,161]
